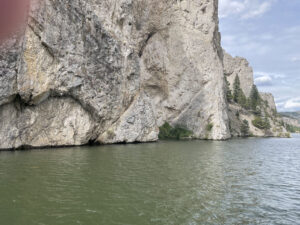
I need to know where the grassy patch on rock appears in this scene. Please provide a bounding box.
[252,116,271,130]
[159,122,193,140]
[206,123,214,132]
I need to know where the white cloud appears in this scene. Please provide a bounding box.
[291,57,300,63]
[275,97,300,112]
[242,1,272,19]
[219,0,245,18]
[255,75,272,86]
[222,34,271,56]
[283,98,300,111]
[285,26,300,34]
[255,71,286,79]
[254,71,288,87]
[260,34,274,41]
[219,0,275,19]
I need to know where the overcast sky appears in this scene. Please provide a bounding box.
[219,0,300,112]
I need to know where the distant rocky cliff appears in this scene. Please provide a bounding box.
[280,112,300,125]
[0,0,288,150]
[224,52,288,137]
[279,112,300,133]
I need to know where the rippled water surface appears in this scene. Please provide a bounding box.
[1,135,300,225]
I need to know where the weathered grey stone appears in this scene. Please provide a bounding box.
[140,0,230,140]
[0,97,96,149]
[0,0,287,149]
[0,0,232,149]
[0,39,22,106]
[282,116,300,128]
[98,93,158,143]
[223,52,288,137]
[223,50,254,97]
[260,92,277,111]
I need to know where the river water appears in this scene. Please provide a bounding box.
[0,135,299,225]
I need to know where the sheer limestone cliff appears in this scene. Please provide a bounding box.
[0,0,287,150]
[0,0,231,149]
[223,51,254,97]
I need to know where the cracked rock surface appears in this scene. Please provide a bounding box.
[1,0,285,149]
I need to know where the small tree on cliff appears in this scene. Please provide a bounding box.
[249,85,261,110]
[252,116,271,130]
[225,76,233,102]
[233,75,247,108]
[233,75,241,103]
[241,119,250,136]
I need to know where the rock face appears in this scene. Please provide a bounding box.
[260,92,277,111]
[282,116,300,128]
[0,97,95,149]
[280,111,300,130]
[0,0,231,149]
[280,111,300,125]
[0,0,289,149]
[223,52,288,137]
[223,51,254,97]
[0,39,22,106]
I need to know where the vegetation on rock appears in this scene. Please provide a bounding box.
[206,123,214,132]
[231,76,265,116]
[225,76,233,102]
[249,85,261,111]
[241,119,250,136]
[252,116,271,130]
[159,122,193,140]
[285,123,300,133]
[233,75,248,108]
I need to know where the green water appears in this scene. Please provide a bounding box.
[0,135,300,225]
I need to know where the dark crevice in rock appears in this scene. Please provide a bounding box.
[41,41,55,58]
[14,94,31,111]
[139,31,156,57]
[28,18,43,39]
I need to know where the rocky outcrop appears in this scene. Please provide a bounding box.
[223,51,288,137]
[282,116,300,128]
[0,97,96,149]
[280,111,300,125]
[0,0,289,149]
[139,1,229,140]
[0,0,231,149]
[223,51,254,97]
[0,39,22,106]
[260,92,277,111]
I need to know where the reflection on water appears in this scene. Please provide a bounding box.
[0,135,299,225]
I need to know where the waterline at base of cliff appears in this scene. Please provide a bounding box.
[0,0,290,149]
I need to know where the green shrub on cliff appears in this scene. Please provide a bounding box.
[225,76,233,102]
[241,119,250,136]
[249,85,261,111]
[252,116,271,130]
[233,75,249,109]
[285,124,300,133]
[206,123,214,132]
[159,122,193,140]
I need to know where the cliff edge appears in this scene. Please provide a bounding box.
[0,0,230,149]
[223,51,289,138]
